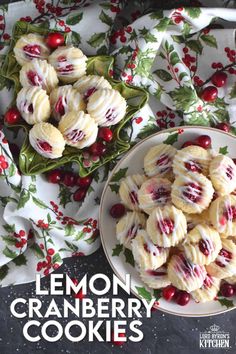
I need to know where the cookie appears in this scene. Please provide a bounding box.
[116,212,146,249]
[209,155,236,196]
[73,75,112,101]
[119,174,147,211]
[171,173,214,214]
[29,122,65,158]
[58,111,98,149]
[131,229,169,270]
[144,144,177,178]
[138,177,172,214]
[191,274,220,303]
[87,88,127,126]
[209,195,236,236]
[50,85,85,121]
[146,205,187,247]
[138,265,171,289]
[16,86,50,125]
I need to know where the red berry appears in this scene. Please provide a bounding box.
[111,331,126,346]
[76,176,92,188]
[195,135,211,149]
[110,203,126,218]
[215,122,230,132]
[98,127,113,142]
[63,172,76,187]
[73,188,87,202]
[120,36,127,43]
[89,142,107,157]
[220,283,235,297]
[162,285,177,301]
[4,108,21,124]
[175,290,191,306]
[211,71,227,87]
[201,86,218,102]
[45,32,64,49]
[47,248,55,256]
[47,169,63,184]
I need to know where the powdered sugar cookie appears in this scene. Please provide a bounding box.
[116,212,146,249]
[144,144,177,178]
[73,75,111,101]
[209,155,236,196]
[209,195,236,236]
[119,174,147,211]
[191,274,220,303]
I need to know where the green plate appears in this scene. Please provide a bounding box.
[1,21,148,176]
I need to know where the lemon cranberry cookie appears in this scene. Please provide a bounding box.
[167,253,207,292]
[138,177,172,214]
[146,205,187,247]
[50,85,85,121]
[116,212,146,249]
[191,274,220,303]
[209,155,236,195]
[206,239,236,279]
[144,144,177,178]
[138,265,171,289]
[73,75,112,101]
[131,229,169,270]
[16,86,50,125]
[14,33,50,66]
[29,122,65,158]
[183,224,222,265]
[209,195,236,236]
[171,173,214,214]
[119,174,147,211]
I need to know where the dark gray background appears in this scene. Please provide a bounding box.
[0,0,236,353]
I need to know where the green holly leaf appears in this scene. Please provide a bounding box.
[111,167,128,182]
[13,254,27,266]
[179,72,189,81]
[186,39,203,54]
[163,132,179,145]
[154,18,170,32]
[0,265,9,281]
[153,288,162,300]
[182,22,191,36]
[219,146,228,155]
[66,12,83,25]
[201,34,217,48]
[119,45,133,54]
[170,85,198,111]
[99,10,113,26]
[30,243,45,259]
[52,253,62,264]
[65,240,78,252]
[154,69,172,82]
[185,8,201,18]
[2,236,16,246]
[99,3,111,10]
[65,224,75,237]
[58,184,72,208]
[112,244,123,256]
[8,163,16,177]
[28,183,37,193]
[229,83,236,99]
[3,246,18,259]
[87,32,106,48]
[136,123,158,140]
[32,196,47,209]
[109,183,120,193]
[124,248,135,267]
[217,297,234,309]
[136,286,152,301]
[70,31,81,46]
[171,35,185,44]
[96,45,107,55]
[47,213,52,223]
[149,11,164,20]
[3,224,15,233]
[139,27,157,43]
[17,190,30,209]
[169,51,180,66]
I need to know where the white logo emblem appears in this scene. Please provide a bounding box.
[199,324,230,349]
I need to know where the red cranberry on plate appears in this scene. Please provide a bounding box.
[45,32,65,49]
[110,203,126,218]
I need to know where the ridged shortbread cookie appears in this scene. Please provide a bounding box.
[73,75,111,101]
[209,155,236,196]
[138,265,171,289]
[131,229,169,270]
[119,174,147,211]
[191,274,220,303]
[29,122,65,159]
[144,144,177,178]
[116,212,146,249]
[146,205,187,247]
[209,195,236,236]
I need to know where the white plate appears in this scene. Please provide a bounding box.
[99,126,236,317]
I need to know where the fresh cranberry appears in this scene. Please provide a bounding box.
[47,169,63,184]
[157,218,174,235]
[63,172,76,187]
[4,108,21,124]
[175,290,191,306]
[47,248,55,256]
[89,142,107,157]
[195,135,211,149]
[215,122,230,132]
[45,32,65,49]
[211,71,227,87]
[220,283,235,297]
[162,285,177,301]
[201,86,218,102]
[111,331,126,346]
[184,161,202,173]
[76,176,92,188]
[110,203,126,218]
[199,239,210,256]
[73,188,87,202]
[98,127,113,142]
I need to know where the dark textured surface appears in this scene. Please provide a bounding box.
[0,0,236,353]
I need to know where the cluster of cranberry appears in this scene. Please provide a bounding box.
[36,247,60,275]
[110,26,132,45]
[182,47,196,72]
[200,70,228,103]
[0,154,9,173]
[13,229,27,249]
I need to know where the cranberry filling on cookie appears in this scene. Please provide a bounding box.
[151,187,170,203]
[27,70,43,86]
[157,218,174,235]
[223,205,236,221]
[57,56,73,73]
[176,254,203,279]
[23,44,41,59]
[184,160,202,173]
[147,270,167,276]
[126,225,137,239]
[129,191,138,205]
[21,101,34,114]
[144,243,161,256]
[198,239,214,256]
[84,87,97,101]
[55,96,66,116]
[203,274,213,288]
[182,182,202,203]
[37,140,52,153]
[225,165,234,180]
[215,248,232,268]
[66,129,85,143]
[105,108,117,123]
[156,154,171,173]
